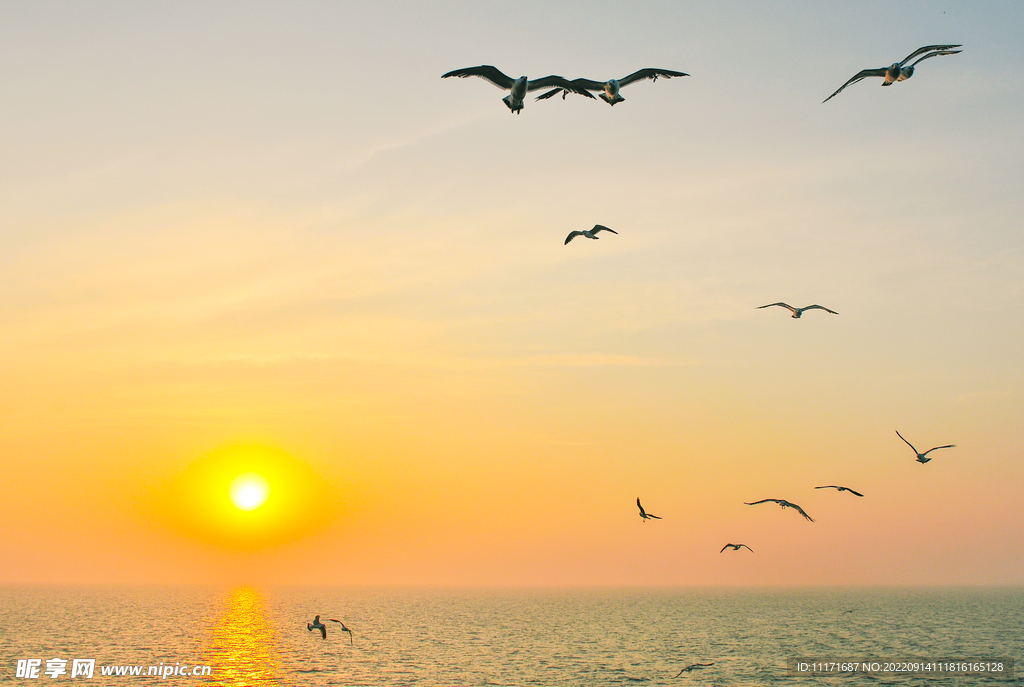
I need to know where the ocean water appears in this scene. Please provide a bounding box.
[1,587,1021,685]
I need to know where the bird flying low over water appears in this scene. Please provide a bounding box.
[757,302,838,318]
[896,430,956,464]
[815,485,864,497]
[745,499,815,522]
[720,543,754,553]
[823,44,962,103]
[674,663,714,677]
[329,619,354,644]
[536,68,688,105]
[441,65,595,114]
[565,224,617,244]
[308,615,328,639]
[637,497,661,522]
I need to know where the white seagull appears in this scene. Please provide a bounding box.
[745,498,815,522]
[637,497,661,522]
[442,65,594,114]
[535,68,688,105]
[757,302,838,318]
[565,224,618,245]
[815,485,864,497]
[896,430,956,464]
[823,44,962,103]
[720,543,754,553]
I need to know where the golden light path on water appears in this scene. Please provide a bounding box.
[202,587,281,686]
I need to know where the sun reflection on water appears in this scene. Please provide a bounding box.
[202,587,281,686]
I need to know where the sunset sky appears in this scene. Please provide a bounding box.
[1,0,1022,587]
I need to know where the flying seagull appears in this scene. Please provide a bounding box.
[536,68,688,105]
[565,224,618,245]
[674,663,713,677]
[307,615,328,640]
[720,543,754,553]
[823,44,962,103]
[815,485,864,497]
[329,619,354,645]
[745,499,815,522]
[442,65,594,114]
[757,302,838,318]
[896,430,956,464]
[637,497,661,522]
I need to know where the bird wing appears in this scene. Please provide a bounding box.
[319,626,327,639]
[720,544,731,553]
[647,513,662,519]
[802,304,838,314]
[907,49,962,67]
[617,68,689,87]
[791,503,815,522]
[637,497,646,516]
[442,65,515,90]
[535,88,564,101]
[757,302,796,314]
[895,430,919,455]
[900,44,962,65]
[592,225,617,235]
[526,76,596,96]
[822,68,888,103]
[744,499,779,506]
[565,231,585,245]
[739,545,753,553]
[846,488,865,497]
[815,485,839,490]
[922,444,956,455]
[673,668,686,678]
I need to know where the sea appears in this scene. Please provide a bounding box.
[1,587,1021,685]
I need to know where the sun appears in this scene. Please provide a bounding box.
[229,472,271,511]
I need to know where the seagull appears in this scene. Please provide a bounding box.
[536,68,688,105]
[720,543,754,553]
[674,663,713,677]
[307,615,328,639]
[815,485,864,497]
[823,44,962,103]
[565,224,618,245]
[896,430,956,464]
[745,499,815,522]
[637,497,661,522]
[842,609,856,615]
[329,619,354,645]
[442,65,595,114]
[757,302,838,318]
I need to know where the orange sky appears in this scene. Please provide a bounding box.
[1,1,1022,586]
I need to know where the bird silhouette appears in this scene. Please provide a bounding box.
[674,662,713,677]
[745,498,815,522]
[757,302,838,318]
[815,485,864,497]
[442,65,594,114]
[896,430,955,464]
[637,497,661,522]
[720,543,754,553]
[823,44,962,103]
[329,619,354,644]
[536,68,688,105]
[565,224,618,244]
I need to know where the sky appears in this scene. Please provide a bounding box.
[1,0,1022,587]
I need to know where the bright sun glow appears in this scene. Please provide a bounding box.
[229,472,270,511]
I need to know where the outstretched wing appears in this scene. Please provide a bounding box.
[744,499,780,506]
[720,544,730,553]
[442,65,515,90]
[535,88,565,101]
[803,304,838,314]
[922,444,956,455]
[815,485,839,491]
[900,44,962,66]
[647,513,662,519]
[895,430,919,455]
[823,68,887,103]
[757,303,796,314]
[618,68,689,88]
[636,497,645,516]
[526,76,596,97]
[565,231,585,245]
[908,49,962,68]
[791,503,815,522]
[845,488,865,497]
[592,225,617,235]
[319,626,327,639]
[739,545,753,553]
